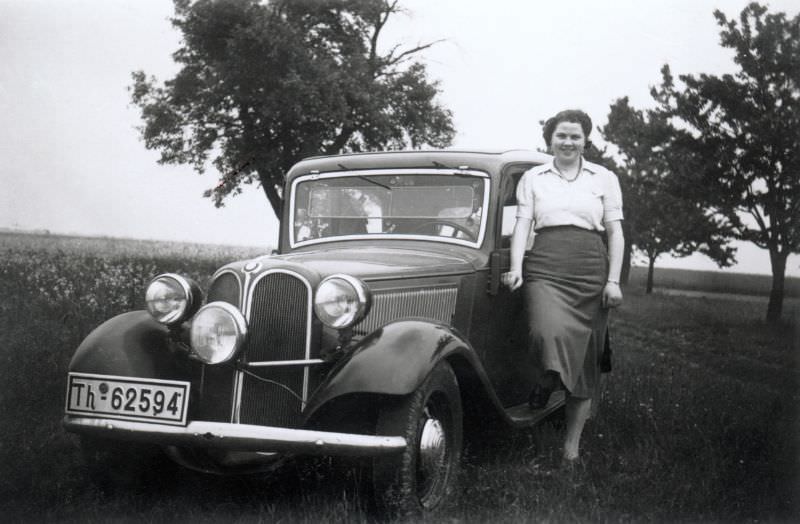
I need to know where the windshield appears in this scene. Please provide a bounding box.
[290,170,488,247]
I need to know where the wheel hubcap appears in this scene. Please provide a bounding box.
[418,408,448,506]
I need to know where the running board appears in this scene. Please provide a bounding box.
[505,391,566,426]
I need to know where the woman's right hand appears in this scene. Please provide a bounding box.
[502,269,523,291]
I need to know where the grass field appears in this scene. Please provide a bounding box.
[1,232,798,522]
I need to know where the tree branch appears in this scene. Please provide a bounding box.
[383,40,446,69]
[368,0,398,71]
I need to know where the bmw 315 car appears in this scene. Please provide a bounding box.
[64,149,567,515]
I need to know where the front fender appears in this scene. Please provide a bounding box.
[304,319,482,419]
[69,311,188,380]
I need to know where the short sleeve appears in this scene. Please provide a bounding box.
[603,170,624,223]
[515,171,535,220]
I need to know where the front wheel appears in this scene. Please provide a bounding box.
[372,361,463,517]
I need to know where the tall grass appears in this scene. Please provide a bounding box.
[0,232,796,522]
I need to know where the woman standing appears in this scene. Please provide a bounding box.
[503,109,624,465]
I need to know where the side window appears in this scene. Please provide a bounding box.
[499,165,537,249]
[499,170,524,248]
[501,205,517,240]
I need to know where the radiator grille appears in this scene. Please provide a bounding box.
[239,367,305,427]
[191,364,236,422]
[193,273,456,427]
[192,272,241,422]
[207,272,240,306]
[357,286,458,334]
[239,271,310,427]
[245,272,309,362]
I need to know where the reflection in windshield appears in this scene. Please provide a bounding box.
[292,173,485,245]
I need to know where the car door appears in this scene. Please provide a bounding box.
[472,163,541,407]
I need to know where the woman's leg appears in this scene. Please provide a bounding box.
[563,396,592,460]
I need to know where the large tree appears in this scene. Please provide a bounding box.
[603,97,736,293]
[131,0,455,216]
[653,2,799,321]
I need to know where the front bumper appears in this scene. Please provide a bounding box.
[63,416,406,457]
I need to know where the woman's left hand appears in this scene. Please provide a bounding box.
[602,282,623,308]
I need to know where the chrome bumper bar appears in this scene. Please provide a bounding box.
[63,416,406,457]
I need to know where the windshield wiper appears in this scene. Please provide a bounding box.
[357,176,392,191]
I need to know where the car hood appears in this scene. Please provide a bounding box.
[221,245,480,283]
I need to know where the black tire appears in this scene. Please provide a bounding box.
[371,361,463,517]
[80,436,171,494]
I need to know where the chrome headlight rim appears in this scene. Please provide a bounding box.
[145,273,202,326]
[314,274,372,329]
[189,301,248,365]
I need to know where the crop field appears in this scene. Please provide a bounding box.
[627,265,800,298]
[0,231,797,522]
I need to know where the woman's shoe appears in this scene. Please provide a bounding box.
[557,456,583,483]
[528,372,561,410]
[560,456,580,471]
[528,383,555,410]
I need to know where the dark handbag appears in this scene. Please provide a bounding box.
[600,328,612,373]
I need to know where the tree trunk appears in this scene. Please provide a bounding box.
[766,249,788,323]
[258,172,284,219]
[325,125,355,156]
[646,255,656,294]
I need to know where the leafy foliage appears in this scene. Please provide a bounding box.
[602,97,736,292]
[130,0,455,215]
[651,2,800,319]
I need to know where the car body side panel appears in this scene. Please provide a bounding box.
[470,265,539,407]
[68,311,190,381]
[302,319,504,421]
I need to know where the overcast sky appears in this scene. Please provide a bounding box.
[1,0,798,275]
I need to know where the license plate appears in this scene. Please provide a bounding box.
[66,373,190,426]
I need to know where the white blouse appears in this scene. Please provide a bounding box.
[515,159,623,232]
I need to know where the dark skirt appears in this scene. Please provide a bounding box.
[524,226,609,399]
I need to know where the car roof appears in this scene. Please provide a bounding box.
[285,149,552,181]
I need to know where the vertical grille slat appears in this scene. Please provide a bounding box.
[358,287,458,334]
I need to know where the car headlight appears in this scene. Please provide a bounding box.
[145,274,202,326]
[189,302,248,364]
[314,275,371,329]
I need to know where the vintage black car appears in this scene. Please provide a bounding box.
[64,150,566,515]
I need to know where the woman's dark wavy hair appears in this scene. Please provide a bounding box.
[542,109,593,148]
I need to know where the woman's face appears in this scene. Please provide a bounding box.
[550,121,586,164]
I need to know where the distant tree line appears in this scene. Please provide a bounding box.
[131,1,798,321]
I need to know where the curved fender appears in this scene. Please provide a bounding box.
[305,319,484,418]
[69,310,188,380]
